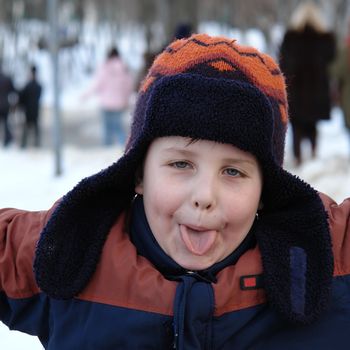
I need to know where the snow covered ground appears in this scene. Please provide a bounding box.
[1,104,349,348]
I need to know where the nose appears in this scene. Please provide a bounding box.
[192,173,217,211]
[194,199,213,210]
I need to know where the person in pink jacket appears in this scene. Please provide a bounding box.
[88,46,134,146]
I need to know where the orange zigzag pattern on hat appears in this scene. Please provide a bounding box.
[141,34,288,123]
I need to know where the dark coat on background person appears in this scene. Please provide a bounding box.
[332,40,350,130]
[0,71,16,146]
[19,77,42,147]
[0,72,15,115]
[279,25,335,124]
[19,79,42,122]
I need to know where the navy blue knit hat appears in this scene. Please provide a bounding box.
[35,34,333,325]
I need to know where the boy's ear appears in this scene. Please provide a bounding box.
[135,181,143,195]
[134,165,144,194]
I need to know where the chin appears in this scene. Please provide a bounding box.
[176,257,214,272]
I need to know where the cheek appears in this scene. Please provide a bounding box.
[143,180,182,218]
[225,190,261,226]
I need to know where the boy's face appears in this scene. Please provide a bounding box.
[135,136,263,271]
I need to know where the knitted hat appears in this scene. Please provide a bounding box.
[35,34,333,325]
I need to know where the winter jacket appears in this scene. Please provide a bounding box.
[0,72,15,116]
[279,26,335,124]
[88,57,134,111]
[19,79,42,122]
[332,41,350,129]
[0,193,350,349]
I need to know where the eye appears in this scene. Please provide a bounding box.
[170,161,191,169]
[224,168,241,177]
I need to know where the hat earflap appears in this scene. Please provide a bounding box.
[34,148,143,299]
[256,167,333,325]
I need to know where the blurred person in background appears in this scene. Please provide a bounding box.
[173,22,193,40]
[19,65,42,148]
[332,19,350,157]
[279,1,335,166]
[137,23,193,89]
[0,66,16,147]
[84,46,134,147]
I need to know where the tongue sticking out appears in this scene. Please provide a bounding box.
[180,224,217,256]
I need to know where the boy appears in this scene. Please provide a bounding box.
[1,34,350,349]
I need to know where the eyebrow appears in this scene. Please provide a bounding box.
[222,158,257,166]
[162,147,195,157]
[162,147,257,166]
